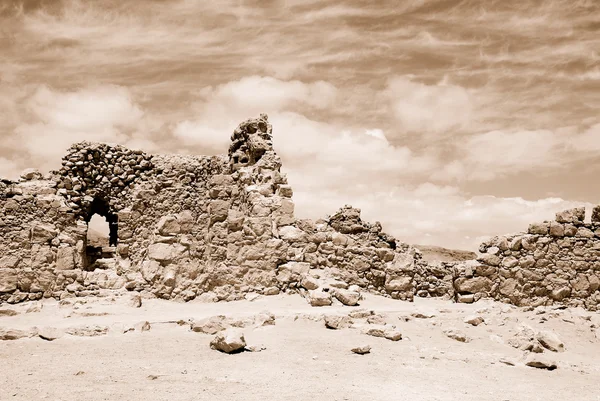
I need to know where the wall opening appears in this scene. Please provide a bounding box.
[85,198,118,269]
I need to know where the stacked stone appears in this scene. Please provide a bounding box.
[463,206,600,310]
[55,142,153,217]
[413,259,456,299]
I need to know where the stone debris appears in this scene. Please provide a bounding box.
[135,321,151,332]
[65,325,109,337]
[38,327,65,341]
[324,315,352,330]
[244,345,267,353]
[443,329,470,343]
[364,325,402,341]
[26,302,43,313]
[0,308,18,317]
[0,328,37,341]
[411,312,435,319]
[351,345,371,355]
[525,354,558,370]
[536,330,565,352]
[191,315,228,334]
[128,293,142,308]
[333,289,361,306]
[348,309,374,319]
[210,329,246,354]
[306,290,332,307]
[464,315,485,326]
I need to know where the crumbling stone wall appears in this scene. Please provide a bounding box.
[413,207,600,310]
[0,114,418,304]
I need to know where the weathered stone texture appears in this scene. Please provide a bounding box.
[0,115,417,304]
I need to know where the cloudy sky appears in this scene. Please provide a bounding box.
[1,0,599,250]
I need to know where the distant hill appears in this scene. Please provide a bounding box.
[414,244,477,264]
[87,227,109,247]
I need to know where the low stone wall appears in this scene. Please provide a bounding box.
[411,207,600,311]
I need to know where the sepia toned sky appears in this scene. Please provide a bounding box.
[1,0,599,250]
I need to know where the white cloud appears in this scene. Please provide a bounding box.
[385,76,473,135]
[14,85,146,172]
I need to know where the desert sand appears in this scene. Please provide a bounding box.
[1,293,599,401]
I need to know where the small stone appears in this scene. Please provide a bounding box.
[333,289,361,306]
[457,294,474,304]
[306,290,332,307]
[26,302,43,313]
[38,327,65,341]
[464,315,485,326]
[191,316,227,335]
[244,345,266,353]
[135,321,151,332]
[525,354,557,370]
[324,315,352,330]
[536,330,565,352]
[351,345,371,355]
[411,312,435,319]
[443,329,470,343]
[364,325,402,341]
[348,309,373,319]
[0,328,36,341]
[210,329,246,354]
[0,309,18,317]
[128,293,142,308]
[300,275,320,290]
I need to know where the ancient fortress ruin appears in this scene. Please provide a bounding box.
[1,115,599,310]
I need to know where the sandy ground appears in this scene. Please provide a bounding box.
[1,293,599,401]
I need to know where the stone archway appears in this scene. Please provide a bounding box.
[84,198,119,269]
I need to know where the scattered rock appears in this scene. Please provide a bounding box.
[300,275,320,291]
[464,315,485,326]
[191,315,227,334]
[411,312,435,319]
[135,321,151,332]
[499,358,515,366]
[324,315,352,330]
[0,328,36,341]
[25,302,43,313]
[364,325,402,341]
[244,293,261,302]
[525,354,558,370]
[333,289,361,306]
[366,314,387,325]
[306,290,332,307]
[65,325,109,337]
[348,309,373,319]
[245,345,266,353]
[443,329,470,343]
[0,309,18,317]
[536,330,565,352]
[210,329,246,354]
[128,293,142,308]
[351,345,371,355]
[38,327,65,341]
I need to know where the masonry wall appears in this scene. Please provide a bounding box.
[412,207,600,311]
[0,115,418,304]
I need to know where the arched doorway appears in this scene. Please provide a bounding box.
[84,198,118,269]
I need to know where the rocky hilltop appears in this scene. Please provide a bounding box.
[1,115,599,310]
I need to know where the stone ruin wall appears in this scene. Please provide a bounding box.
[415,207,600,311]
[0,115,415,304]
[3,114,600,310]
